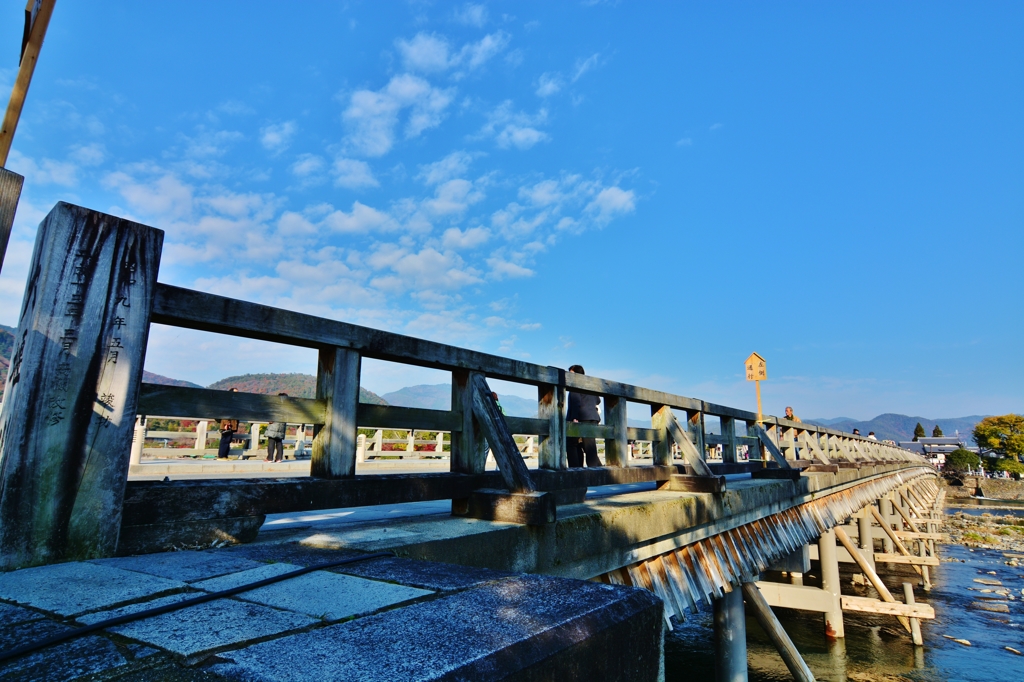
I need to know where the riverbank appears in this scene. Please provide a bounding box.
[944,478,1024,501]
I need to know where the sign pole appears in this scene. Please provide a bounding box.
[755,379,762,425]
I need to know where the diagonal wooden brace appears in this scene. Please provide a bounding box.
[469,372,536,493]
[664,410,714,477]
[754,425,792,469]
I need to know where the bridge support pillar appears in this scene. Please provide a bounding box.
[713,587,748,682]
[878,498,893,553]
[818,528,845,638]
[859,510,875,572]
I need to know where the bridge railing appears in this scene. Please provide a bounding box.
[0,202,929,567]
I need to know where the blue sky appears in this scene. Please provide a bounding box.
[1,2,1021,420]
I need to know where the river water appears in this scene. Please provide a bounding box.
[664,530,1024,680]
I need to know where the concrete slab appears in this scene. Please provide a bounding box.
[79,594,317,656]
[90,550,264,582]
[0,619,128,682]
[0,601,46,627]
[210,574,662,682]
[217,543,367,568]
[228,571,432,622]
[191,563,303,592]
[332,555,511,592]
[0,562,186,616]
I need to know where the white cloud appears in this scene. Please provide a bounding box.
[182,128,244,158]
[69,142,106,166]
[453,3,488,27]
[585,186,636,225]
[396,33,452,73]
[7,150,79,186]
[323,201,398,233]
[423,179,485,216]
[487,255,534,279]
[290,154,325,177]
[676,137,692,147]
[572,53,600,82]
[442,226,491,250]
[260,121,297,153]
[417,150,474,185]
[343,74,455,156]
[333,157,379,189]
[103,170,194,219]
[395,31,510,75]
[710,122,724,131]
[480,101,550,150]
[535,73,562,97]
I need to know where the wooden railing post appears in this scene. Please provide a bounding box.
[0,202,163,569]
[537,380,566,470]
[604,395,628,467]
[451,369,487,474]
[721,416,738,464]
[651,405,671,466]
[310,346,360,478]
[688,409,706,460]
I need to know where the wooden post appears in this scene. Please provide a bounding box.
[537,381,565,469]
[0,168,24,275]
[818,528,845,638]
[194,419,208,452]
[747,421,764,463]
[451,369,486,474]
[406,429,415,454]
[903,583,923,646]
[721,416,737,464]
[604,395,628,467]
[129,416,146,466]
[742,583,817,682]
[0,0,57,166]
[435,432,444,453]
[689,409,706,460]
[310,346,360,478]
[0,202,162,569]
[356,433,366,463]
[248,422,263,456]
[651,405,671,466]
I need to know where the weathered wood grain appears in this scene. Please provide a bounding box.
[310,346,360,479]
[0,168,24,275]
[138,384,326,422]
[650,405,671,466]
[665,410,714,477]
[470,372,535,493]
[754,425,792,469]
[450,369,486,475]
[0,202,162,568]
[459,489,555,525]
[604,395,629,467]
[537,382,566,469]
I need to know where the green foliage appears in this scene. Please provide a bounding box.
[913,422,926,441]
[932,424,943,437]
[972,414,1024,461]
[944,448,980,473]
[995,458,1024,475]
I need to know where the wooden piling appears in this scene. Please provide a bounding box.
[742,583,816,682]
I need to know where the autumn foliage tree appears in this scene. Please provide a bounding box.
[972,414,1024,462]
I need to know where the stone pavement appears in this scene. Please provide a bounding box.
[0,540,662,681]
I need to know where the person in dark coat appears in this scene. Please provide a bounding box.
[265,393,288,462]
[217,388,240,459]
[566,365,602,468]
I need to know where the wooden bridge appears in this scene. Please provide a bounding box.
[0,203,943,681]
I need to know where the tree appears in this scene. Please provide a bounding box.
[932,424,943,437]
[943,448,980,483]
[995,458,1024,476]
[972,414,1024,462]
[913,423,925,441]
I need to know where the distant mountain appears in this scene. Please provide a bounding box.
[207,372,387,405]
[802,413,989,443]
[142,371,203,389]
[381,383,539,418]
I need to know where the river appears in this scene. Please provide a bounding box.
[664,523,1024,680]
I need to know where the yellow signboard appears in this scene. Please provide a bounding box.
[745,352,767,382]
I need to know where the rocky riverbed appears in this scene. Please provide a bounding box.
[943,510,1024,556]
